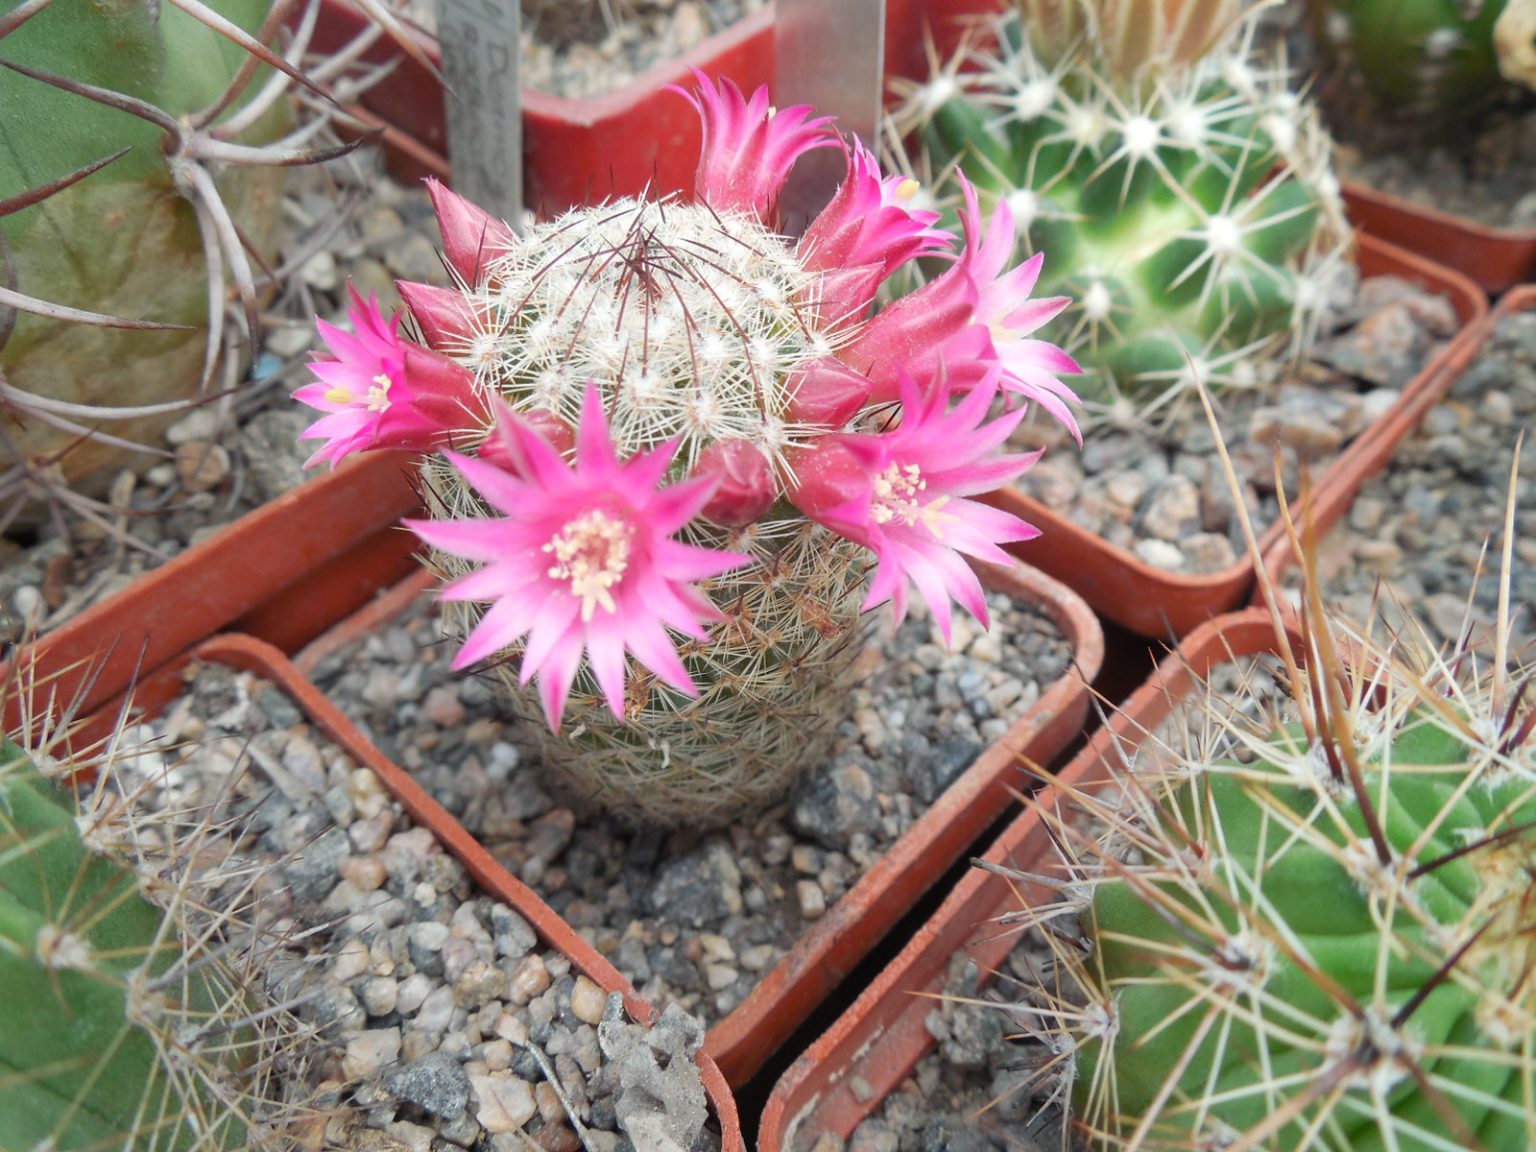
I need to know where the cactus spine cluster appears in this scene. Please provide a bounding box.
[893,0,1351,410]
[0,0,323,520]
[1308,0,1536,140]
[0,731,310,1150]
[1003,561,1536,1148]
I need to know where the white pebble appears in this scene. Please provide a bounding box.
[342,1028,401,1080]
[330,938,371,983]
[568,975,608,1025]
[470,1072,538,1134]
[797,880,826,921]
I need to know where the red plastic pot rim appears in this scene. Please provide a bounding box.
[311,0,1004,213]
[995,231,1489,641]
[1260,283,1536,596]
[758,606,1302,1151]
[1,452,422,754]
[288,555,1104,1089]
[1342,180,1536,298]
[118,631,748,1151]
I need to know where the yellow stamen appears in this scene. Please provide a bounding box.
[324,386,353,404]
[870,462,953,533]
[543,509,633,622]
[366,372,393,412]
[895,177,920,201]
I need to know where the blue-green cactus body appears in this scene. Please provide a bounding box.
[0,0,288,495]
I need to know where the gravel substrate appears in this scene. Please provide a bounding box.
[111,660,721,1152]
[520,0,767,100]
[1010,273,1464,576]
[307,582,1075,1029]
[1334,114,1536,231]
[821,655,1293,1152]
[1281,309,1536,660]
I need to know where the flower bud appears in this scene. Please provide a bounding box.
[694,439,778,526]
[398,280,480,350]
[478,403,575,475]
[426,178,517,284]
[784,358,873,429]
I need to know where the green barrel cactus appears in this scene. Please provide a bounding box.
[1005,596,1535,1148]
[891,0,1352,407]
[0,0,293,512]
[1308,0,1536,140]
[0,735,302,1150]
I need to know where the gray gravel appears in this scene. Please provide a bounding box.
[308,585,1074,1028]
[110,661,722,1152]
[1010,273,1464,576]
[1279,310,1536,660]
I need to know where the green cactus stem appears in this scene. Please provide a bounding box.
[0,0,373,524]
[891,1,1351,412]
[1307,0,1534,142]
[995,496,1536,1150]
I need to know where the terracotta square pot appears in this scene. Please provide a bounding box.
[758,607,1298,1150]
[97,631,747,1150]
[283,556,1104,1088]
[984,235,1488,641]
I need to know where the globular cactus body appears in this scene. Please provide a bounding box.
[0,0,288,501]
[1308,0,1532,134]
[0,738,273,1151]
[298,78,1083,827]
[1006,572,1536,1152]
[1076,711,1535,1149]
[896,1,1350,404]
[423,197,882,823]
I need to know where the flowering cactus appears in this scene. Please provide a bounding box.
[1000,580,1536,1148]
[890,0,1351,411]
[295,77,1080,826]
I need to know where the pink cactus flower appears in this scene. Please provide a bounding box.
[293,286,482,469]
[788,370,1042,644]
[675,71,835,222]
[798,138,952,321]
[842,177,1082,441]
[953,179,1083,439]
[406,389,751,730]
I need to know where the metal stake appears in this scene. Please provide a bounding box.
[774,0,887,234]
[437,0,523,230]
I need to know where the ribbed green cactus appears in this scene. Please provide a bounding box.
[892,0,1352,408]
[1005,584,1536,1148]
[1308,0,1536,139]
[0,0,296,516]
[0,735,305,1150]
